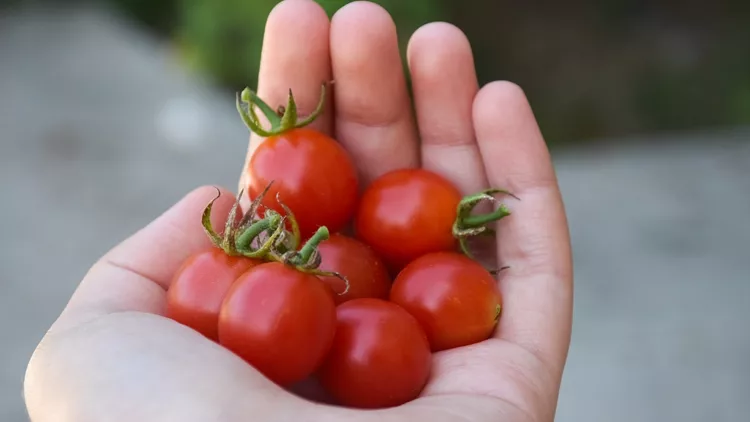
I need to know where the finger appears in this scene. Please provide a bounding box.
[239,0,333,193]
[330,1,419,185]
[474,82,574,376]
[55,186,237,331]
[408,22,486,195]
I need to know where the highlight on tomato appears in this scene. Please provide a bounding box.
[218,261,337,386]
[389,251,503,352]
[317,298,432,409]
[237,84,359,240]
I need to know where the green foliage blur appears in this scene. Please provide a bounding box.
[171,0,441,93]
[109,0,750,144]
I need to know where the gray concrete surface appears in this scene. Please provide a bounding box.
[1,5,749,422]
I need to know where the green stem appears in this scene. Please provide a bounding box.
[235,213,281,252]
[296,226,330,265]
[461,204,511,228]
[243,217,287,259]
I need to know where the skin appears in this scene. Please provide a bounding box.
[390,252,503,352]
[247,127,358,240]
[317,233,391,304]
[218,262,336,386]
[24,1,574,421]
[166,248,259,341]
[317,299,432,409]
[354,168,463,272]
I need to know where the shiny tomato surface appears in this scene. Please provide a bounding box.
[218,262,336,386]
[166,248,259,341]
[390,252,502,351]
[317,298,431,409]
[354,168,462,272]
[246,128,358,240]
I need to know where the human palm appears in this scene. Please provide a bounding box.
[24,2,573,421]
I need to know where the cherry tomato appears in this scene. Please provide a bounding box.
[317,298,432,409]
[166,248,259,341]
[317,234,391,304]
[390,252,502,352]
[246,128,358,240]
[218,262,336,386]
[355,168,463,272]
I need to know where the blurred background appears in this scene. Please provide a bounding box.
[1,0,748,421]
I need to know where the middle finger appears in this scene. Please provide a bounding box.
[408,22,487,196]
[330,1,420,186]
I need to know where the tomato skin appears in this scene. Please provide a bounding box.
[317,298,432,409]
[246,128,358,240]
[218,262,336,386]
[166,248,260,341]
[317,234,391,304]
[390,252,502,352]
[354,168,462,272]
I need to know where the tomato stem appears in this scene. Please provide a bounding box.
[243,216,288,259]
[236,83,327,137]
[461,204,511,227]
[297,226,330,265]
[453,188,518,237]
[235,213,281,252]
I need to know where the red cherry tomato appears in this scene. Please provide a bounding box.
[317,298,432,409]
[166,248,259,341]
[246,128,358,240]
[390,252,502,352]
[218,262,336,386]
[354,168,462,272]
[317,234,391,305]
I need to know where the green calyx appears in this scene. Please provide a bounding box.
[452,188,520,260]
[264,203,351,296]
[201,187,284,258]
[200,183,350,295]
[236,83,327,137]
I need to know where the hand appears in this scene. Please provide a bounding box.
[23,1,573,421]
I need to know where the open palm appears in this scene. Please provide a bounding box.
[24,1,572,421]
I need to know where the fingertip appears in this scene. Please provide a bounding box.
[329,0,419,182]
[331,1,402,126]
[407,22,474,72]
[473,80,531,127]
[267,0,330,34]
[332,0,396,31]
[473,81,557,190]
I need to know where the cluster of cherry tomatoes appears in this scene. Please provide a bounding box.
[165,84,516,409]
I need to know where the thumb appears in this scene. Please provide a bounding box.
[53,185,237,333]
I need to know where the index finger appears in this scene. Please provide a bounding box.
[239,0,333,196]
[474,81,574,377]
